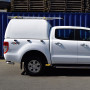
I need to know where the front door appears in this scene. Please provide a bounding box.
[51,28,78,64]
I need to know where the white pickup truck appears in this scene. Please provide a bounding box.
[4,17,90,76]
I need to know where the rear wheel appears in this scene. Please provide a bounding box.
[24,56,44,76]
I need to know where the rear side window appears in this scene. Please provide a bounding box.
[55,29,75,40]
[78,29,90,41]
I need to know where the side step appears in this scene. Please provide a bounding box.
[53,64,90,69]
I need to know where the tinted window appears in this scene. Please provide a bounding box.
[78,29,90,41]
[55,29,75,40]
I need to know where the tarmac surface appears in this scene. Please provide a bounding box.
[1,59,90,90]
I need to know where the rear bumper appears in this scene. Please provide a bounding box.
[6,61,15,64]
[4,53,21,63]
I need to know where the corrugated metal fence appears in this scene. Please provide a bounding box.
[0,12,90,57]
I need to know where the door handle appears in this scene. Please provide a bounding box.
[81,44,88,47]
[55,42,62,46]
[85,45,88,47]
[81,44,85,46]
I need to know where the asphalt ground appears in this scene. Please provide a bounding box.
[1,59,90,90]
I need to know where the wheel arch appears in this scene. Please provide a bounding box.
[21,50,48,64]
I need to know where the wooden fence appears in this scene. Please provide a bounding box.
[11,0,89,12]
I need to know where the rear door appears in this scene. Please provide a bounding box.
[77,29,90,64]
[51,28,78,64]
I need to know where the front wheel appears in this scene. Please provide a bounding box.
[24,56,44,76]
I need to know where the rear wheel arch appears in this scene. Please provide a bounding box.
[21,50,48,64]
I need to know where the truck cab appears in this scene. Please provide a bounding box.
[50,26,90,65]
[4,17,90,76]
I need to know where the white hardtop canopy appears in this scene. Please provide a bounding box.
[5,19,51,39]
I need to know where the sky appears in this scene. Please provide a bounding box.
[0,0,10,2]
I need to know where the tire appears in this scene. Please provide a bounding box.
[24,55,44,76]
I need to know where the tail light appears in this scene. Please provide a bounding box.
[3,42,9,54]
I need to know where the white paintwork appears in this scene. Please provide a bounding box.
[51,39,78,64]
[50,27,77,64]
[50,26,90,64]
[4,19,51,64]
[4,19,90,66]
[78,41,90,64]
[4,39,51,64]
[5,19,51,39]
